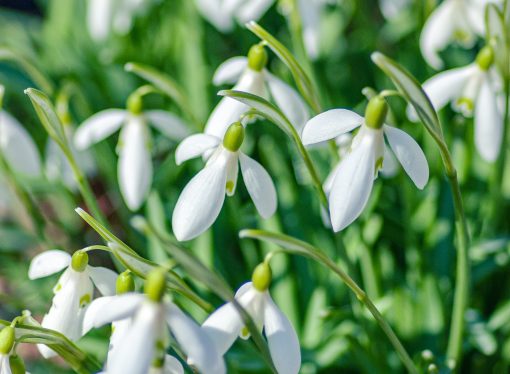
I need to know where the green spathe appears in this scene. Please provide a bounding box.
[223,122,245,152]
[0,326,15,355]
[117,270,135,294]
[247,44,268,72]
[145,268,166,302]
[71,251,89,272]
[365,95,388,129]
[252,262,272,291]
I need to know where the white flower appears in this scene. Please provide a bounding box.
[0,354,11,374]
[28,250,117,358]
[378,0,412,20]
[172,122,277,241]
[202,281,301,374]
[74,108,189,210]
[419,0,500,69]
[409,46,502,162]
[302,96,429,231]
[205,45,309,138]
[83,292,224,374]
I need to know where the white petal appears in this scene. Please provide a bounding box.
[475,78,503,162]
[87,0,114,41]
[380,145,399,178]
[383,125,429,189]
[82,296,115,335]
[28,250,71,279]
[419,0,458,69]
[202,302,243,354]
[0,355,12,374]
[166,303,225,374]
[0,111,42,177]
[87,293,145,328]
[301,109,363,145]
[109,302,161,374]
[239,153,277,218]
[298,0,322,59]
[235,0,274,23]
[265,72,309,134]
[74,109,126,150]
[194,0,234,32]
[87,266,118,296]
[161,355,184,374]
[145,110,190,141]
[329,135,376,231]
[172,154,227,241]
[118,117,152,211]
[263,295,301,374]
[175,134,220,165]
[213,57,248,86]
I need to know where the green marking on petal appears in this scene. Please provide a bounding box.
[376,157,384,172]
[240,326,251,340]
[226,180,235,194]
[79,293,91,308]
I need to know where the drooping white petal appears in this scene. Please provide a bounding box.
[474,78,503,162]
[106,318,132,369]
[265,72,309,134]
[235,0,274,24]
[213,57,248,86]
[383,125,429,189]
[0,354,12,374]
[194,0,234,32]
[150,355,184,374]
[298,0,322,59]
[419,0,458,69]
[82,296,115,335]
[329,133,376,231]
[380,145,399,178]
[301,109,363,145]
[0,111,41,178]
[172,153,228,241]
[239,153,277,218]
[175,134,220,165]
[74,109,126,150]
[166,303,225,374]
[28,250,71,280]
[87,0,114,41]
[87,266,118,296]
[202,302,244,355]
[118,116,152,211]
[85,293,145,328]
[263,295,301,374]
[108,301,162,374]
[145,110,190,141]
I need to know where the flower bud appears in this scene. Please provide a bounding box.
[476,46,494,71]
[116,270,135,294]
[71,251,88,272]
[9,355,26,374]
[252,262,272,291]
[223,122,245,152]
[145,268,166,302]
[127,93,143,115]
[0,327,15,355]
[248,44,268,72]
[365,95,388,129]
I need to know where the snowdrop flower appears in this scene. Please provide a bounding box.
[302,95,429,231]
[74,96,189,210]
[28,250,117,358]
[87,0,152,42]
[205,44,309,138]
[203,262,301,374]
[84,268,224,374]
[172,122,277,241]
[409,46,502,162]
[420,0,500,69]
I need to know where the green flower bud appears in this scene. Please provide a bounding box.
[127,93,143,115]
[365,95,388,129]
[116,270,135,294]
[0,327,15,354]
[476,46,494,71]
[252,262,272,291]
[9,355,26,374]
[71,251,88,272]
[145,268,166,302]
[223,122,245,152]
[247,44,268,72]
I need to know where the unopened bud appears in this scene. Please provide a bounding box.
[145,268,166,302]
[476,46,494,71]
[223,122,245,152]
[248,44,268,72]
[0,327,15,354]
[116,271,135,294]
[252,262,272,291]
[71,251,88,272]
[9,355,26,374]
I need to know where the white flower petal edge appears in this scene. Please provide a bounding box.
[302,109,363,145]
[175,134,220,165]
[87,0,114,41]
[82,296,116,335]
[194,0,234,32]
[264,295,301,374]
[202,302,244,355]
[475,79,503,162]
[239,153,277,218]
[329,138,376,232]
[161,354,184,374]
[74,109,126,150]
[118,117,153,211]
[213,57,248,86]
[87,266,118,296]
[145,110,190,141]
[235,0,274,24]
[172,155,228,241]
[383,125,429,189]
[28,250,71,280]
[84,293,145,329]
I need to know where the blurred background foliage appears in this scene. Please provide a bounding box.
[0,0,509,373]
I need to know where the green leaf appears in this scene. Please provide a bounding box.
[246,21,321,113]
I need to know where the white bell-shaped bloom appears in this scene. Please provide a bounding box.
[172,122,277,241]
[28,250,117,358]
[206,45,309,138]
[420,0,500,69]
[202,278,301,374]
[74,108,189,211]
[409,46,502,162]
[303,96,429,231]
